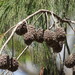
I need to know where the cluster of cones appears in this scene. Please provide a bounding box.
[64,53,75,68]
[44,27,66,53]
[15,21,66,53]
[0,54,19,72]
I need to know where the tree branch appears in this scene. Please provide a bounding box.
[0,9,75,54]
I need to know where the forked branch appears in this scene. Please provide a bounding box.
[0,9,75,54]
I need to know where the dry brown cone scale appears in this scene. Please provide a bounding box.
[0,54,19,72]
[8,57,19,72]
[23,25,36,45]
[35,28,44,43]
[24,32,34,45]
[15,21,27,35]
[43,27,64,53]
[27,25,36,37]
[52,41,63,53]
[44,29,56,47]
[0,54,10,69]
[64,53,75,68]
[55,27,66,41]
[52,26,66,53]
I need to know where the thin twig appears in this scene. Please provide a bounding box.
[12,36,14,57]
[59,53,62,67]
[0,25,15,39]
[51,11,59,28]
[32,13,43,25]
[63,44,65,62]
[17,46,29,60]
[21,9,75,24]
[68,22,75,32]
[65,38,70,55]
[45,12,49,29]
[4,25,16,36]
[59,53,64,72]
[49,24,55,30]
[59,54,62,62]
[24,9,70,24]
[51,11,56,23]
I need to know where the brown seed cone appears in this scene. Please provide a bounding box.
[24,32,34,45]
[8,58,19,72]
[64,53,75,68]
[0,54,10,69]
[44,29,56,46]
[27,25,36,37]
[52,41,63,53]
[15,21,27,35]
[35,28,44,43]
[55,27,66,41]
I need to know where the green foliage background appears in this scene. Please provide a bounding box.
[0,0,75,74]
[0,0,75,33]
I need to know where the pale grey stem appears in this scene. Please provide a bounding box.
[51,11,58,28]
[45,12,49,29]
[17,46,29,60]
[4,25,16,36]
[49,24,54,30]
[32,13,43,25]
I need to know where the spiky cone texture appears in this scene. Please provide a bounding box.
[44,29,56,46]
[52,41,63,53]
[15,21,27,35]
[24,32,34,45]
[27,25,36,37]
[35,28,44,43]
[8,58,19,72]
[55,27,66,41]
[64,53,75,68]
[0,54,10,69]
